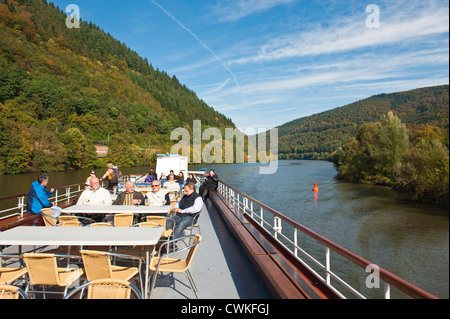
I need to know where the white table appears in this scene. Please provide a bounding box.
[62,205,171,215]
[0,226,164,299]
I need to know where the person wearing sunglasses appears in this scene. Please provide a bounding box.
[146,181,171,206]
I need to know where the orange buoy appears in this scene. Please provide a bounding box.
[312,183,319,192]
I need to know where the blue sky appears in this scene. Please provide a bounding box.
[53,0,449,130]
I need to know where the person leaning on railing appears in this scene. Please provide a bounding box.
[26,174,62,218]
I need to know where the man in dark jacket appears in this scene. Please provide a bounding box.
[26,174,62,218]
[113,181,145,206]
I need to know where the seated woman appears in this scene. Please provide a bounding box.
[163,174,179,189]
[199,169,219,200]
[186,173,197,186]
[176,172,185,187]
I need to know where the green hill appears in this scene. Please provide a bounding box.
[0,0,235,174]
[278,85,449,160]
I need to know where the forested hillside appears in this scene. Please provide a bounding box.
[0,0,235,174]
[278,85,449,160]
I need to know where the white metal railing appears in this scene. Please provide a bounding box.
[0,183,88,220]
[216,180,437,300]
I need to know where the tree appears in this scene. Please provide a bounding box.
[333,112,409,185]
[394,139,449,204]
[369,112,410,183]
[0,63,28,103]
[30,125,67,172]
[60,128,96,170]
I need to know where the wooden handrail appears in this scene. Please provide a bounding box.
[219,180,439,299]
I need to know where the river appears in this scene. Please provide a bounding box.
[0,160,448,299]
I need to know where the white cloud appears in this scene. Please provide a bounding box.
[229,5,449,65]
[213,0,299,22]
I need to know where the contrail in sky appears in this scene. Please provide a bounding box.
[149,0,241,92]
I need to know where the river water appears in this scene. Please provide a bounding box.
[0,160,448,298]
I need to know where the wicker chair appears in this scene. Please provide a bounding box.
[0,266,27,285]
[0,284,28,299]
[131,221,162,230]
[145,216,175,253]
[148,234,202,299]
[145,216,174,238]
[114,213,134,227]
[80,250,141,293]
[23,253,84,298]
[64,279,142,299]
[41,208,57,227]
[88,222,114,227]
[57,215,95,227]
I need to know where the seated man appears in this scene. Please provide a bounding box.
[171,183,203,239]
[77,177,112,205]
[113,181,144,206]
[26,174,62,218]
[146,181,171,206]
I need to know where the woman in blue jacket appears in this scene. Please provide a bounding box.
[26,174,62,218]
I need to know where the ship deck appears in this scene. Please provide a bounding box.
[1,198,271,299]
[150,199,271,299]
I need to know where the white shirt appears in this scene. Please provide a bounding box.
[77,187,112,205]
[147,189,169,206]
[163,181,179,189]
[174,197,203,215]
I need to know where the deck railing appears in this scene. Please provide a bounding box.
[217,180,438,300]
[0,183,87,220]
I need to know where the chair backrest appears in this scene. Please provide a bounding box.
[0,284,27,299]
[64,279,141,299]
[185,235,202,269]
[114,214,134,227]
[88,223,113,227]
[87,279,133,299]
[23,254,61,286]
[192,213,200,226]
[41,208,56,227]
[160,235,202,271]
[80,250,113,282]
[146,216,166,228]
[58,216,83,227]
[168,191,176,202]
[136,222,161,228]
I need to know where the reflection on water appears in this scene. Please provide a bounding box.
[0,160,448,298]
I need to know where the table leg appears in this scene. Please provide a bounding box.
[145,246,150,299]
